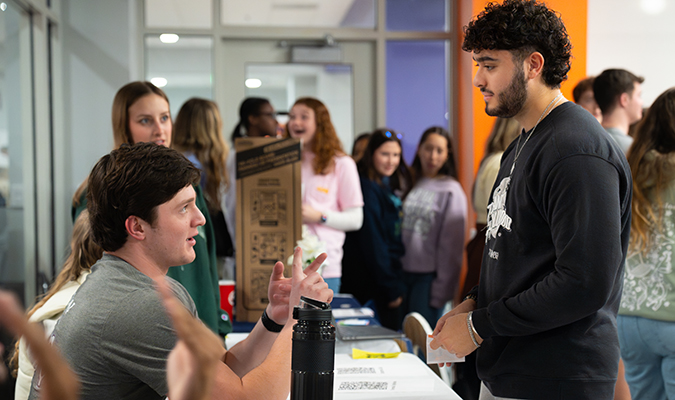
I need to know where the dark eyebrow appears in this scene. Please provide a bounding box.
[177,196,196,208]
[473,55,499,63]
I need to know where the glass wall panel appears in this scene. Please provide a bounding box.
[145,0,212,29]
[0,1,29,301]
[386,40,447,164]
[245,63,354,150]
[221,0,376,29]
[386,0,448,32]
[145,35,214,117]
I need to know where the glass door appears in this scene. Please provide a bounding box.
[219,39,375,151]
[0,1,34,305]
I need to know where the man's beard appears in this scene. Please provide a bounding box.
[485,65,528,118]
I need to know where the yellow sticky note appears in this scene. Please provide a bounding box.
[352,348,401,359]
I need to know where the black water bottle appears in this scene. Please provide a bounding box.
[291,296,335,400]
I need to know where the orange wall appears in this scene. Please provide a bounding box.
[458,0,588,176]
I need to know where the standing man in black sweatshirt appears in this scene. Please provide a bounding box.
[430,1,632,399]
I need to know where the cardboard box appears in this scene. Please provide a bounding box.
[234,137,302,322]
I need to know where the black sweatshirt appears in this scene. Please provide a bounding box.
[471,102,632,399]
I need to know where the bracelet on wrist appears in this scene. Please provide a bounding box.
[467,311,481,348]
[261,309,284,333]
[463,293,477,303]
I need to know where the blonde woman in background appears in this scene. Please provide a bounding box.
[11,210,102,400]
[173,98,234,279]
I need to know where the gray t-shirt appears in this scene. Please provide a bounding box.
[28,253,197,400]
[604,126,633,155]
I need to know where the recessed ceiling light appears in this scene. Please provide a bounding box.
[0,3,7,12]
[159,33,179,44]
[245,78,262,89]
[641,0,666,14]
[151,77,168,88]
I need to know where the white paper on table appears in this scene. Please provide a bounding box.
[426,335,465,363]
[333,354,435,393]
[336,364,428,377]
[332,307,375,319]
[334,377,435,393]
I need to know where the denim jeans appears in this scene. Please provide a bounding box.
[618,315,675,400]
[403,271,442,327]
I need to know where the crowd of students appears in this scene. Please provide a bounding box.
[6,0,675,399]
[0,75,469,399]
[571,67,675,400]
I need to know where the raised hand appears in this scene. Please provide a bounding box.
[288,247,332,320]
[267,247,332,325]
[266,260,293,325]
[0,290,80,400]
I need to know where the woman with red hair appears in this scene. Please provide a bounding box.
[287,97,364,293]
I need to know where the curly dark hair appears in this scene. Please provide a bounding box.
[462,0,572,88]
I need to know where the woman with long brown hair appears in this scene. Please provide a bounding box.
[287,97,363,293]
[618,87,675,399]
[401,126,467,326]
[342,128,411,330]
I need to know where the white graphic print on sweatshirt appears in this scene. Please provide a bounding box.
[485,176,513,244]
[402,188,437,238]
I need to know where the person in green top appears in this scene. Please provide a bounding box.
[618,87,675,400]
[72,81,231,336]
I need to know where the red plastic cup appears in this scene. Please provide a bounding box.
[219,280,235,318]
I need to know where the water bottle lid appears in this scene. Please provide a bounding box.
[300,296,331,310]
[293,296,332,321]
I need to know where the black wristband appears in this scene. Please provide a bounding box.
[261,309,284,333]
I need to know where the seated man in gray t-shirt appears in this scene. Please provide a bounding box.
[29,143,332,400]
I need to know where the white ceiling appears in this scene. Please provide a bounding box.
[144,0,361,29]
[221,0,356,27]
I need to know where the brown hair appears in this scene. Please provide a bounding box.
[73,81,171,209]
[357,128,411,193]
[627,88,675,252]
[289,97,345,174]
[173,98,229,213]
[593,69,645,115]
[10,210,103,377]
[87,143,200,252]
[572,76,595,103]
[409,126,458,185]
[112,81,170,148]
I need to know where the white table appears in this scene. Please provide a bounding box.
[227,333,462,400]
[333,352,461,399]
